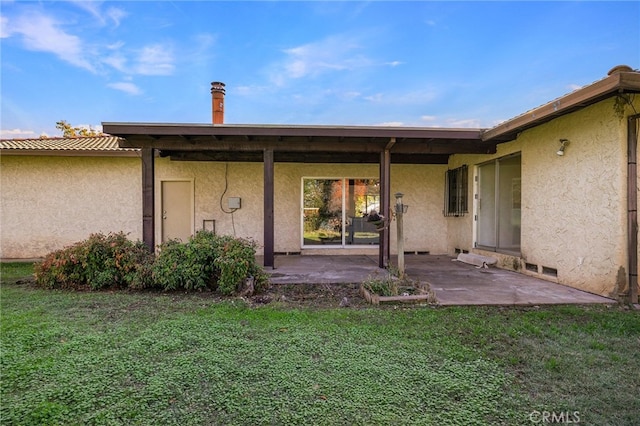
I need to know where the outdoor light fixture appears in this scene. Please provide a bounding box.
[395,192,409,213]
[556,139,570,156]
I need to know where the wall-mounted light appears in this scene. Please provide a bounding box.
[395,192,408,213]
[557,139,570,156]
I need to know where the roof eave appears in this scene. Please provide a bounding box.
[482,71,640,143]
[101,122,484,141]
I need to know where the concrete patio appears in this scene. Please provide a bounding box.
[263,254,616,306]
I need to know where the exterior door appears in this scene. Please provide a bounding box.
[161,180,193,242]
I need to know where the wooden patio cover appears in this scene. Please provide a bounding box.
[102,123,496,268]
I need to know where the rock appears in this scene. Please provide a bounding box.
[339,297,350,307]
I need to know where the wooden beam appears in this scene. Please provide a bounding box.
[379,147,391,268]
[121,136,388,153]
[122,135,492,156]
[628,114,639,303]
[164,151,450,164]
[141,148,155,252]
[263,149,275,268]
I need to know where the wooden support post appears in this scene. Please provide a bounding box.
[141,147,155,252]
[379,143,392,268]
[263,148,275,268]
[628,114,639,303]
[395,193,405,279]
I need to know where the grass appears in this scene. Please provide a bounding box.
[0,262,35,283]
[2,263,639,425]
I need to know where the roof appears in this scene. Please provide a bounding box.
[483,66,640,142]
[101,123,495,164]
[0,136,139,157]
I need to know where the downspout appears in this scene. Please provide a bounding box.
[628,112,640,304]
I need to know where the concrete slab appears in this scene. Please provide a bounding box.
[262,254,615,306]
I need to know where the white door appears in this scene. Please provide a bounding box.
[161,180,193,242]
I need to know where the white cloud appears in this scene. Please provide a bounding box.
[106,7,127,27]
[364,89,438,106]
[340,91,362,100]
[100,43,175,76]
[69,1,127,27]
[377,121,405,127]
[271,34,372,85]
[415,116,481,128]
[0,16,11,38]
[132,44,175,76]
[102,52,127,73]
[3,6,173,80]
[3,11,95,72]
[385,61,403,67]
[0,128,36,138]
[445,118,482,128]
[108,82,142,95]
[364,93,384,103]
[76,123,103,133]
[567,83,583,91]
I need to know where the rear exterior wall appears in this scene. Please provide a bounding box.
[448,97,638,298]
[154,159,449,256]
[0,155,142,259]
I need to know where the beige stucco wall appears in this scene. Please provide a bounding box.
[1,154,449,259]
[155,160,449,256]
[0,155,141,259]
[449,97,639,297]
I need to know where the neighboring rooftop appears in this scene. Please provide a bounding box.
[0,136,138,156]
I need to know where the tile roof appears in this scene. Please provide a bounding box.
[0,136,138,152]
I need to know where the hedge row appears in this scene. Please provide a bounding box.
[34,231,268,295]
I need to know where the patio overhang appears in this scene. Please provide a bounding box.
[102,122,496,270]
[103,123,495,164]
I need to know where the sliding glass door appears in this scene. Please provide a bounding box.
[476,154,521,254]
[302,178,380,247]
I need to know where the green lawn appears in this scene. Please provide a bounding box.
[1,263,639,425]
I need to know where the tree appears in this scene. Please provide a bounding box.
[55,120,102,137]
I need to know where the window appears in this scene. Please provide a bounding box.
[476,154,521,254]
[302,178,380,247]
[444,165,468,216]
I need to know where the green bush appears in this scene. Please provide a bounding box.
[35,231,268,295]
[152,231,269,295]
[34,232,154,290]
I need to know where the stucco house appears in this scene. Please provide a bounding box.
[2,66,639,302]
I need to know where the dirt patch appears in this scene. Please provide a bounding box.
[249,282,368,309]
[10,277,368,309]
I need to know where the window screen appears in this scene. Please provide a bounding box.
[444,165,468,217]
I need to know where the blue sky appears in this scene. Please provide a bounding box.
[1,1,638,138]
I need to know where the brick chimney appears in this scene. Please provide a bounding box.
[211,81,225,124]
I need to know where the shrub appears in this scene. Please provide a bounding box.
[152,231,269,295]
[34,232,154,290]
[362,274,399,297]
